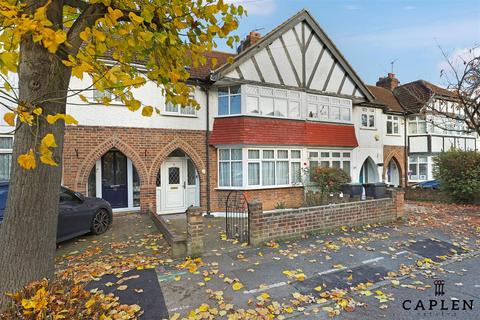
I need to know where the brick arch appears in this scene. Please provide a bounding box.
[148,138,206,186]
[74,136,149,190]
[383,151,404,185]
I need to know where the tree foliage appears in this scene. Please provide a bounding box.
[428,47,480,136]
[433,149,480,203]
[0,0,244,168]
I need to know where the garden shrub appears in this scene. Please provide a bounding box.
[309,167,351,197]
[433,149,480,203]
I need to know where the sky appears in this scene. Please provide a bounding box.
[218,0,480,87]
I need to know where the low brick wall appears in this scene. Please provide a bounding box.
[405,188,447,203]
[248,189,404,245]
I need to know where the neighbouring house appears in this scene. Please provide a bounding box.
[1,9,448,215]
[368,73,479,184]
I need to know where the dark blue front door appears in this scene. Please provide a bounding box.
[102,150,128,208]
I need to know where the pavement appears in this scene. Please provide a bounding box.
[156,202,480,319]
[55,202,480,319]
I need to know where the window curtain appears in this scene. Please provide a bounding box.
[0,154,11,181]
[248,163,260,185]
[262,161,275,185]
[219,162,230,186]
[276,161,289,185]
[291,162,301,184]
[231,162,243,186]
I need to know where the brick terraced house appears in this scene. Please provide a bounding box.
[1,10,472,214]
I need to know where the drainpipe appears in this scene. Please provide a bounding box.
[204,85,212,216]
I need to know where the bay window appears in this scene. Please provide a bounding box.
[218,86,241,115]
[245,85,301,118]
[218,148,243,187]
[409,155,428,181]
[219,148,303,188]
[0,136,12,181]
[307,94,351,122]
[386,115,400,134]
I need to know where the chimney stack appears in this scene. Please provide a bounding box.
[376,73,399,91]
[237,31,262,54]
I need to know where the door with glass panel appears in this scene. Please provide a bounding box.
[163,159,185,212]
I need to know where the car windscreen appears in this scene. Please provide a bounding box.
[0,185,8,211]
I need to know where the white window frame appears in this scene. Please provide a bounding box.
[386,115,400,135]
[306,94,352,123]
[408,116,427,135]
[246,85,302,119]
[163,91,197,117]
[361,107,376,129]
[408,155,428,181]
[0,135,13,181]
[218,148,243,187]
[217,147,303,189]
[217,86,241,116]
[307,150,352,178]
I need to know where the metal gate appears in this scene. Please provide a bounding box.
[225,191,249,243]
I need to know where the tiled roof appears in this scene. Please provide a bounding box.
[188,51,234,80]
[209,117,358,148]
[393,80,457,113]
[366,85,404,113]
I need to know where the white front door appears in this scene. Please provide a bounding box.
[163,158,185,212]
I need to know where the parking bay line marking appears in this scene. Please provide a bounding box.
[362,257,384,264]
[395,250,408,256]
[243,281,287,294]
[318,267,347,275]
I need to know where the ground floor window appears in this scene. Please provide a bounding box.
[218,147,302,188]
[409,155,428,181]
[218,148,242,187]
[308,150,351,180]
[247,149,301,187]
[0,136,13,181]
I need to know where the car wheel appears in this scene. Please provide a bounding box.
[91,209,111,235]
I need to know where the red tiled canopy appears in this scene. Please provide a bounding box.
[209,117,358,148]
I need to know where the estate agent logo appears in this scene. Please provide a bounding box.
[434,280,445,296]
[402,280,474,317]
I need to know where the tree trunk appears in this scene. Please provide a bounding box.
[0,0,70,308]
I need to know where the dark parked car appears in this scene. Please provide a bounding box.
[412,180,440,190]
[0,182,112,243]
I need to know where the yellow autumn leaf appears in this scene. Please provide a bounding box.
[198,304,209,312]
[128,12,144,23]
[141,106,153,117]
[18,149,36,170]
[232,282,243,291]
[117,285,128,291]
[85,297,96,309]
[40,151,58,167]
[314,285,322,292]
[33,107,42,115]
[3,112,15,126]
[41,133,57,148]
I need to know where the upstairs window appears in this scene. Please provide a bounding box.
[246,86,301,118]
[165,92,196,116]
[386,115,400,135]
[307,95,351,122]
[408,116,427,134]
[361,108,375,128]
[218,86,241,115]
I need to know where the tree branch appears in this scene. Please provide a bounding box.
[64,0,89,10]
